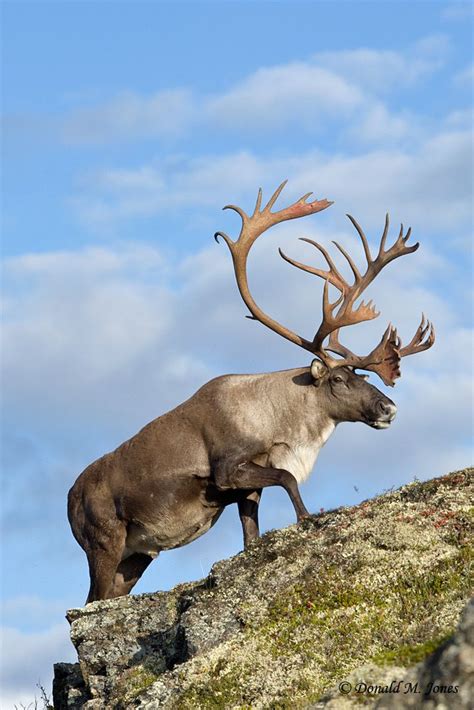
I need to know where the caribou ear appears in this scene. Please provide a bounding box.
[310,359,328,386]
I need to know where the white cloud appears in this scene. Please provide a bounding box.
[2,596,69,627]
[453,62,474,88]
[61,63,364,146]
[206,62,363,131]
[445,107,473,127]
[308,129,472,231]
[312,35,449,93]
[72,127,472,233]
[72,151,267,227]
[59,36,448,147]
[441,2,474,22]
[2,243,215,442]
[0,622,75,707]
[345,102,412,144]
[62,89,195,143]
[6,242,164,277]
[3,245,171,392]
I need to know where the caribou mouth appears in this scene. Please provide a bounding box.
[369,419,392,430]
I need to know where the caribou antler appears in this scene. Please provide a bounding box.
[282,212,435,384]
[215,182,435,386]
[214,180,333,352]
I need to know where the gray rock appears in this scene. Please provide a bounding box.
[53,468,474,709]
[52,663,88,709]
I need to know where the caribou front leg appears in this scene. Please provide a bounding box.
[214,460,310,522]
[237,489,262,549]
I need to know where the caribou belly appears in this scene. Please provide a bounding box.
[124,507,223,557]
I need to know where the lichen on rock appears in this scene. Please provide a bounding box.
[53,468,473,709]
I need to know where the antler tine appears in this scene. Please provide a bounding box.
[332,240,362,283]
[426,322,435,347]
[253,187,263,216]
[342,212,420,298]
[346,214,372,265]
[379,213,390,255]
[399,315,436,357]
[279,237,347,292]
[214,230,234,247]
[396,223,413,245]
[385,221,419,258]
[263,180,288,213]
[222,202,249,226]
[322,279,344,321]
[278,249,342,289]
[326,327,353,361]
[300,238,344,278]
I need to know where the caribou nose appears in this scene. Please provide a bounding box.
[378,400,397,420]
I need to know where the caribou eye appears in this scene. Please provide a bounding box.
[333,375,344,383]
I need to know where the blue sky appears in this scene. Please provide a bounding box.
[1,0,473,706]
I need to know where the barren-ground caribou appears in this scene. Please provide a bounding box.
[68,181,435,602]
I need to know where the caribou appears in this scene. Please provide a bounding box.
[68,181,435,603]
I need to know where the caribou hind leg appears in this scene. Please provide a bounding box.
[108,552,155,598]
[83,517,128,603]
[86,544,123,603]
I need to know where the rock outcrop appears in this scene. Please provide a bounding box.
[53,469,473,709]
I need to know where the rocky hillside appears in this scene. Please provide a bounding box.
[53,469,473,709]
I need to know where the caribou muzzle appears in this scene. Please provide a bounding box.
[366,399,397,429]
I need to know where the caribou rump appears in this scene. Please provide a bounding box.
[68,181,434,603]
